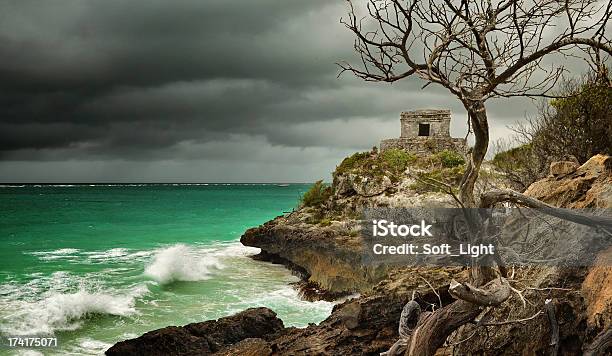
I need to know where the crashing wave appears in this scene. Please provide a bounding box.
[2,285,148,335]
[144,244,224,284]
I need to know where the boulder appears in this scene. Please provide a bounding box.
[549,160,579,176]
[351,174,392,197]
[105,307,284,356]
[525,154,611,208]
[334,173,393,197]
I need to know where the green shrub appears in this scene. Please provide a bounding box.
[333,149,415,184]
[318,218,332,227]
[381,149,416,174]
[432,150,465,168]
[301,180,332,207]
[490,142,546,190]
[493,72,611,190]
[335,152,371,175]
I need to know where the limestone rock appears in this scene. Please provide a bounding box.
[351,174,392,197]
[549,160,579,176]
[524,154,611,208]
[334,173,393,197]
[241,218,386,293]
[333,173,354,196]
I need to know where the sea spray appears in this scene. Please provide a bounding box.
[144,244,224,284]
[3,285,148,335]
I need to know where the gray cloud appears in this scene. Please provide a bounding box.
[0,0,585,182]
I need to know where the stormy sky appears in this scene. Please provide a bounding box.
[0,0,594,182]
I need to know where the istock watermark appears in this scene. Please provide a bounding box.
[360,207,611,267]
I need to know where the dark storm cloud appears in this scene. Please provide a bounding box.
[0,0,370,158]
[0,0,556,181]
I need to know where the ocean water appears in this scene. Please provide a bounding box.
[0,184,334,355]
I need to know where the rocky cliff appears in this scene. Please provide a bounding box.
[107,153,611,355]
[241,149,464,296]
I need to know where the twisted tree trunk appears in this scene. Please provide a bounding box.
[459,100,489,208]
[404,101,508,355]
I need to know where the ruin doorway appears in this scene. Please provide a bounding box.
[418,123,430,136]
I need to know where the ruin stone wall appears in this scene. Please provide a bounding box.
[400,109,451,138]
[380,137,467,155]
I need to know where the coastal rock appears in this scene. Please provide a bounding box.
[524,154,611,208]
[549,160,579,176]
[241,218,387,293]
[273,267,463,355]
[213,338,273,356]
[351,174,393,197]
[333,173,393,197]
[236,268,465,355]
[105,307,284,356]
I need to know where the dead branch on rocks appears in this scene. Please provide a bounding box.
[545,299,560,356]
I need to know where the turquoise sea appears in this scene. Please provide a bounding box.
[0,184,334,355]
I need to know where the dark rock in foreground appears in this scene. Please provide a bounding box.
[105,307,284,356]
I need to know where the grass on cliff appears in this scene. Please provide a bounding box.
[334,148,416,183]
[332,148,466,194]
[409,165,466,193]
[409,150,466,193]
[301,180,332,207]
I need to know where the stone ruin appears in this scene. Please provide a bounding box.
[380,109,467,155]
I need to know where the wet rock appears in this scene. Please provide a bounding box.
[213,338,272,356]
[105,307,284,356]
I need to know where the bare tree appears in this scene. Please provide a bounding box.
[340,1,611,354]
[340,0,611,207]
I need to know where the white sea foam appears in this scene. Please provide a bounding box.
[84,248,129,260]
[1,285,148,335]
[144,244,223,284]
[28,248,81,261]
[207,243,259,258]
[14,350,45,356]
[31,248,80,256]
[225,285,337,328]
[72,338,114,355]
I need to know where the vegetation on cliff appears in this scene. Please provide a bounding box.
[333,148,416,183]
[492,73,612,190]
[408,150,466,193]
[300,180,332,207]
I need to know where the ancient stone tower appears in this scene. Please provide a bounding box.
[380,109,466,155]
